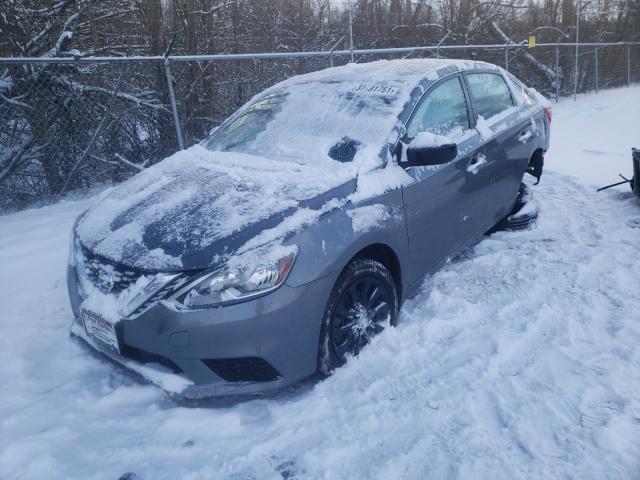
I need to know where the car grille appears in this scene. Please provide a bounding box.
[80,245,141,294]
[202,357,282,383]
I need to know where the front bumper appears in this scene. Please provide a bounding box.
[68,265,337,398]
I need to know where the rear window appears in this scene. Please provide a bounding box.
[466,73,514,119]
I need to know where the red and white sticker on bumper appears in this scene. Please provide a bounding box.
[82,310,120,354]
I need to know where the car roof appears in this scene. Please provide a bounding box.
[278,58,503,87]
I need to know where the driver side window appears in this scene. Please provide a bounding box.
[406,76,470,140]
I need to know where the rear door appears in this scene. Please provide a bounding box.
[463,71,534,231]
[503,72,550,178]
[400,74,485,284]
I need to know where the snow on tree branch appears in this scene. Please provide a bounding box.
[54,76,167,111]
[490,21,560,82]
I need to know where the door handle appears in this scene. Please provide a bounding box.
[466,153,486,174]
[518,130,533,143]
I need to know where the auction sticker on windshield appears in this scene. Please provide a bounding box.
[352,84,399,95]
[82,310,120,354]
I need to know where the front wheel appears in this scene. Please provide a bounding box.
[318,258,399,375]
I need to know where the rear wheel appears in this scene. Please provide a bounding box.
[489,182,539,233]
[318,258,399,375]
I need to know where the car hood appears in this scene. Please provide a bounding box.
[75,146,357,271]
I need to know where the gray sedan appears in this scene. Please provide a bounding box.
[67,59,551,397]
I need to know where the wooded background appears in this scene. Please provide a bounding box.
[1,0,639,211]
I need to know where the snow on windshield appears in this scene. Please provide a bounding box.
[204,66,421,171]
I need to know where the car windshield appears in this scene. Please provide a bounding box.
[204,78,411,168]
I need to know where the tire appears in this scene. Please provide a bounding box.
[318,258,399,375]
[489,182,539,233]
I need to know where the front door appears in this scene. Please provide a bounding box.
[400,75,485,284]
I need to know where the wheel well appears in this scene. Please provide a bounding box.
[525,148,545,184]
[353,244,402,299]
[531,148,544,160]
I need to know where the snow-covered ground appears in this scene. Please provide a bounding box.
[1,86,639,480]
[545,86,639,185]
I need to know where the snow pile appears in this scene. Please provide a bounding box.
[1,87,640,480]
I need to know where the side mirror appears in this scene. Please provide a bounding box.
[399,131,457,168]
[404,142,457,167]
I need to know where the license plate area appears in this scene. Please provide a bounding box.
[82,310,120,354]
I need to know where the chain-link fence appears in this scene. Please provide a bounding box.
[1,42,639,211]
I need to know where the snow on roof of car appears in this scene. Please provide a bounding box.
[273,58,501,87]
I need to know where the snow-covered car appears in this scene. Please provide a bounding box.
[67,59,551,398]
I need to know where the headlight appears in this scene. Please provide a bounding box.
[174,247,297,310]
[68,211,87,267]
[68,228,77,267]
[68,231,88,298]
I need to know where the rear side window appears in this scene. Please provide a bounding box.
[466,73,514,119]
[504,72,535,106]
[406,76,470,140]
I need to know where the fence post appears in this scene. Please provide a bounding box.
[164,57,185,151]
[627,44,631,86]
[555,45,560,103]
[504,46,509,71]
[594,47,598,93]
[348,1,354,63]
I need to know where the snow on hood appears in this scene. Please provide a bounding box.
[75,146,358,270]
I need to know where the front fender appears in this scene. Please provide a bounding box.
[284,188,408,293]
